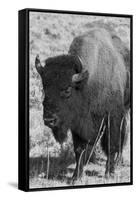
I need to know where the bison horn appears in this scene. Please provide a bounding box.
[72,70,89,83]
[72,55,89,83]
[72,55,83,73]
[35,54,44,76]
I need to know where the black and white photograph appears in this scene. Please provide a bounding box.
[19,9,132,191]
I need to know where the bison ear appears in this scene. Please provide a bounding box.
[72,70,89,89]
[35,55,44,76]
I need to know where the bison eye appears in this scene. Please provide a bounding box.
[60,87,72,98]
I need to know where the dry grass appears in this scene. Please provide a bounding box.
[29,108,130,188]
[29,11,131,189]
[29,152,130,188]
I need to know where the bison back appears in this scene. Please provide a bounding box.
[69,28,127,113]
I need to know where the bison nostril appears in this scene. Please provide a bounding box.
[44,118,54,121]
[44,115,60,127]
[44,118,55,124]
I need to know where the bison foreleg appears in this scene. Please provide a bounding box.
[72,133,86,181]
[105,151,116,178]
[104,110,125,178]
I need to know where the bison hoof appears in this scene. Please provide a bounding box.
[71,174,78,183]
[71,170,83,184]
[105,171,115,179]
[71,175,81,185]
[38,172,46,178]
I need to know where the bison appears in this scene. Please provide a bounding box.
[35,28,130,180]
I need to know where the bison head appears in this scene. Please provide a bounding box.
[35,54,89,143]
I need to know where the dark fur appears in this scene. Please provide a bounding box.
[36,28,130,180]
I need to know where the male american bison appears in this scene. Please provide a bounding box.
[35,28,130,180]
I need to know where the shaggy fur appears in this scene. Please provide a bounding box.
[35,28,130,180]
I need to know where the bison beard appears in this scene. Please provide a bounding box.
[52,124,68,144]
[35,27,130,181]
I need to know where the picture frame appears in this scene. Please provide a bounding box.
[19,8,133,191]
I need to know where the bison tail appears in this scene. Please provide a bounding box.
[124,71,130,110]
